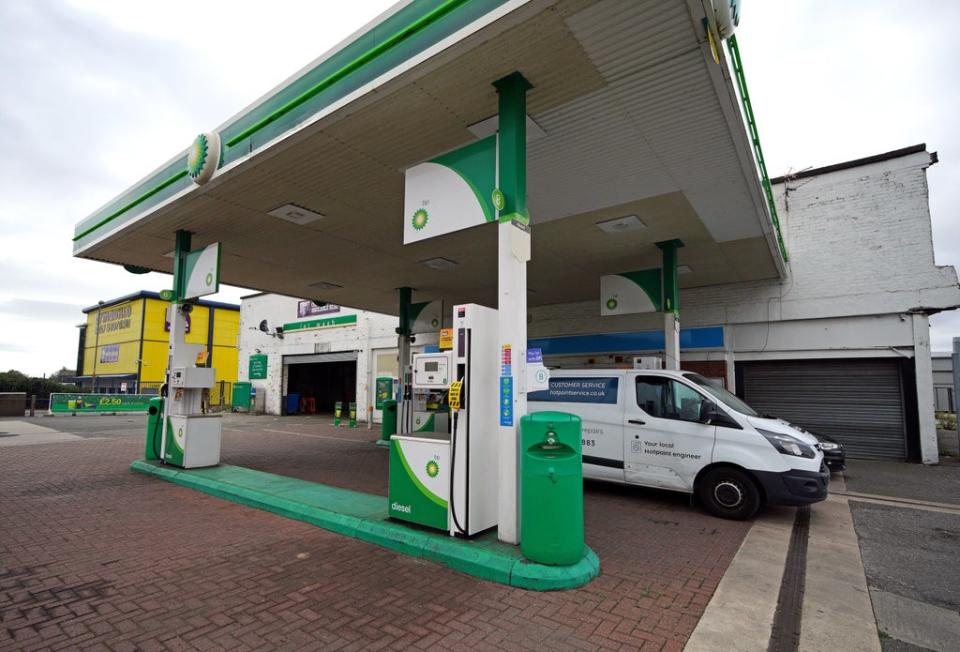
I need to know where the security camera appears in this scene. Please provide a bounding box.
[180,304,193,314]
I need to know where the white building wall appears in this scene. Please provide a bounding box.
[531,150,959,344]
[238,294,398,419]
[528,148,960,463]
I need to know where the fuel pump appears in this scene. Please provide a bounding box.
[388,303,499,537]
[159,302,222,468]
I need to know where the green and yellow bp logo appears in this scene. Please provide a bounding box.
[411,208,429,231]
[425,460,439,478]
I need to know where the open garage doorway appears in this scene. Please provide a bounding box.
[283,352,357,416]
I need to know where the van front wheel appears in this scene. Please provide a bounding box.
[697,468,761,520]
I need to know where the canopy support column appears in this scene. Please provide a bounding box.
[657,239,683,371]
[396,287,413,434]
[493,71,532,545]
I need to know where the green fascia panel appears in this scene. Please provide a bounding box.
[130,459,600,591]
[431,135,497,223]
[73,0,512,250]
[282,314,358,332]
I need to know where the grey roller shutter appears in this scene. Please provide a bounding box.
[740,359,906,460]
[284,351,358,365]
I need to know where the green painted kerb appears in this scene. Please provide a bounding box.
[130,459,600,591]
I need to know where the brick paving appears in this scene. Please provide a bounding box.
[0,416,749,651]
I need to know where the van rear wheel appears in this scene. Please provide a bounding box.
[697,468,761,520]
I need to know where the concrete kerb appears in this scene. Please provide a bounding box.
[130,459,599,591]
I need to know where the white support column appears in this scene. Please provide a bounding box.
[657,239,683,371]
[497,222,528,544]
[664,312,680,371]
[912,313,938,464]
[493,71,532,545]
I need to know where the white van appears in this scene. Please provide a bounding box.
[528,369,829,519]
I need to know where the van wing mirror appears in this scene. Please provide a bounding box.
[699,401,719,424]
[700,401,742,429]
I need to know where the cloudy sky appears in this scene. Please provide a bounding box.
[0,0,958,377]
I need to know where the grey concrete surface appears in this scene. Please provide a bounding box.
[0,414,147,439]
[851,502,960,612]
[881,639,934,652]
[852,501,960,652]
[800,497,879,652]
[684,507,796,652]
[0,420,83,446]
[845,459,960,506]
[871,589,960,652]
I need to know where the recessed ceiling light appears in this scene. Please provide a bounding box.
[163,250,175,258]
[421,257,458,270]
[308,281,342,290]
[467,114,546,141]
[595,215,646,234]
[678,265,692,274]
[268,203,324,225]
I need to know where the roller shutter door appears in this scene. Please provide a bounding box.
[739,359,906,460]
[284,351,358,365]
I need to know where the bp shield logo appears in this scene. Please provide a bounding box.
[425,460,439,478]
[187,132,221,185]
[411,208,429,231]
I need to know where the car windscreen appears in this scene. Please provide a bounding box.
[682,372,758,417]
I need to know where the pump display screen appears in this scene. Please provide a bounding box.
[424,362,438,372]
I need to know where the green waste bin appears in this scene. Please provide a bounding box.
[232,382,252,412]
[520,411,584,565]
[145,397,164,461]
[381,399,398,441]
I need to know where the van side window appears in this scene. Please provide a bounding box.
[635,376,710,423]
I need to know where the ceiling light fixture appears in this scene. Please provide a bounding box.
[595,215,646,234]
[677,265,693,274]
[268,203,324,225]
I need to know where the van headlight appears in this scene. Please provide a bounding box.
[818,441,839,451]
[756,429,817,459]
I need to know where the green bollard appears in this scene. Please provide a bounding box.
[334,401,342,427]
[349,402,357,428]
[145,397,164,461]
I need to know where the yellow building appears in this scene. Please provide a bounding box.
[75,291,239,404]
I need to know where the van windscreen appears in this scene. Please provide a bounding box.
[682,373,758,416]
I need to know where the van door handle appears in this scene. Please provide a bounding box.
[628,419,646,426]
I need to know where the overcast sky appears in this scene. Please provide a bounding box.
[0,1,958,377]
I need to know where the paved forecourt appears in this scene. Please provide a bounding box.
[0,415,748,650]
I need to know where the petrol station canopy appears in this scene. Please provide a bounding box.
[73,0,785,314]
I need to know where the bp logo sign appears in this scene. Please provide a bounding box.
[187,132,221,185]
[606,298,618,310]
[411,208,429,231]
[425,460,440,478]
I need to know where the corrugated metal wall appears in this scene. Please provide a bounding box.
[740,359,907,460]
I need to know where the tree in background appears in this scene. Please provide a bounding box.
[0,370,73,399]
[48,367,76,383]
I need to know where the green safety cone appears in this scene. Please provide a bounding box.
[334,401,342,427]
